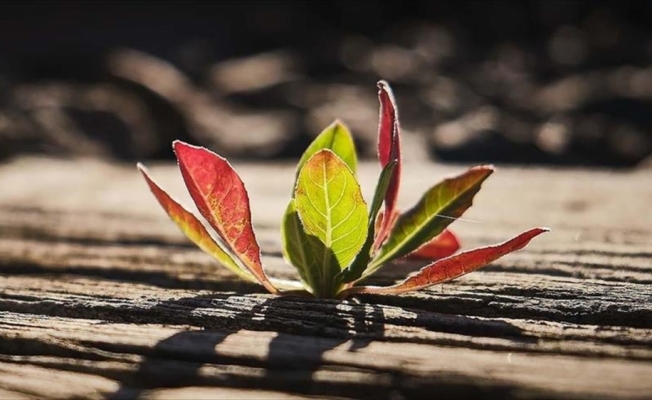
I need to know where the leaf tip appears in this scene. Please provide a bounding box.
[137,162,154,182]
[172,139,194,155]
[173,140,229,167]
[330,118,347,129]
[173,140,217,158]
[328,119,354,142]
[471,164,496,174]
[515,227,551,249]
[377,79,391,91]
[377,80,397,103]
[378,80,401,111]
[512,227,550,252]
[311,147,335,161]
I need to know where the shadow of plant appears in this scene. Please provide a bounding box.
[107,294,387,399]
[105,289,529,399]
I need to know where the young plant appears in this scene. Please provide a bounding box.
[137,81,549,299]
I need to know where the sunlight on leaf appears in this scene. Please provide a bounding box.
[173,140,278,294]
[340,227,550,297]
[374,80,402,250]
[138,80,550,300]
[137,163,255,282]
[337,160,397,284]
[369,165,494,272]
[297,119,357,177]
[294,149,368,296]
[406,229,460,261]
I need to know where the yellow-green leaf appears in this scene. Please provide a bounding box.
[336,160,397,284]
[294,149,368,297]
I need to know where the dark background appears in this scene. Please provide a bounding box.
[1,0,651,168]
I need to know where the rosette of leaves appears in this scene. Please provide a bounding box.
[138,81,549,299]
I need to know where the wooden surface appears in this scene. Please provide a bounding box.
[0,156,651,399]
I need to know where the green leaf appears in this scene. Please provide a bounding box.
[294,149,368,297]
[296,120,357,178]
[336,160,397,284]
[368,165,494,272]
[284,120,358,293]
[280,199,320,292]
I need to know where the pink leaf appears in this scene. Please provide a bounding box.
[374,80,402,249]
[340,227,549,297]
[173,140,278,294]
[405,229,460,261]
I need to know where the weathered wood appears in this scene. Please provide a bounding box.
[0,156,651,399]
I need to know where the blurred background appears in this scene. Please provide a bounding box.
[1,0,651,168]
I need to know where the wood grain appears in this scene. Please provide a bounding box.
[0,156,651,399]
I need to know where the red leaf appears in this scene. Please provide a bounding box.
[340,227,549,297]
[374,80,402,249]
[373,210,399,238]
[405,229,460,261]
[173,140,278,294]
[137,163,255,282]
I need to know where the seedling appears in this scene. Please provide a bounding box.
[138,81,549,299]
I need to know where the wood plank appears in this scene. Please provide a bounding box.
[0,156,651,399]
